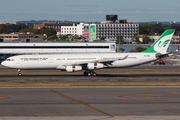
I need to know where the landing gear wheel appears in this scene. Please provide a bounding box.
[83,71,97,76]
[18,73,22,76]
[88,72,91,76]
[83,71,88,76]
[92,72,97,76]
[18,69,22,76]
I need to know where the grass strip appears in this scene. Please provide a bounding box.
[0,81,180,87]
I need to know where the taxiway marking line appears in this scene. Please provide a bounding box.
[50,89,113,118]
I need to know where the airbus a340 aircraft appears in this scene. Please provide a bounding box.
[2,29,175,76]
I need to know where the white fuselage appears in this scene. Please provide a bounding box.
[2,53,157,71]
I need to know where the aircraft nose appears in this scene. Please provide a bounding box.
[1,61,6,67]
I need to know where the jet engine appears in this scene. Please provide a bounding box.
[65,65,82,72]
[87,62,103,70]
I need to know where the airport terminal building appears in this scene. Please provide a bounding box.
[60,15,139,42]
[0,42,116,62]
[96,22,139,42]
[33,15,139,42]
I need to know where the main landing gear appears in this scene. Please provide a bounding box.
[83,70,97,76]
[18,69,22,76]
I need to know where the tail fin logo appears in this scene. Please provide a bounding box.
[158,39,170,47]
[141,29,175,53]
[153,34,173,53]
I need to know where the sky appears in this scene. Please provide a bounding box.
[1,0,180,22]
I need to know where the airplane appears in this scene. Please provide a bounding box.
[1,29,175,76]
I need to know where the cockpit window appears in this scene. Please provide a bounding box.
[5,59,14,61]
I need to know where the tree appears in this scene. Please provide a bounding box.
[116,33,124,44]
[0,25,6,33]
[59,34,69,41]
[142,35,149,44]
[66,34,74,41]
[5,24,28,33]
[129,46,147,52]
[139,23,152,35]
[19,26,34,33]
[73,34,84,40]
[151,23,165,35]
[118,47,125,52]
[171,23,180,35]
[139,22,180,35]
[39,27,57,40]
[100,37,106,40]
[132,33,140,43]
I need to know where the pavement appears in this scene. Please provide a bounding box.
[1,74,180,82]
[0,65,180,82]
[0,87,180,120]
[0,116,180,120]
[1,65,180,119]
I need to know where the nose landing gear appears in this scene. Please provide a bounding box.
[18,69,22,76]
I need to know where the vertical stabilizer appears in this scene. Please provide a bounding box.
[141,29,175,54]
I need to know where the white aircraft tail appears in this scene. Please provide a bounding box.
[142,29,175,54]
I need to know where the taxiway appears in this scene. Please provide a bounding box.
[0,87,180,120]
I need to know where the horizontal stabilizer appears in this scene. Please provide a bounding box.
[156,52,172,58]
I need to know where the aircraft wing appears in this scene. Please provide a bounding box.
[62,55,128,66]
[96,55,128,65]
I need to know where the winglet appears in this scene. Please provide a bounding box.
[141,29,175,54]
[118,55,128,60]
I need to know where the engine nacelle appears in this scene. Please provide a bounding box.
[65,65,82,72]
[87,62,104,70]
